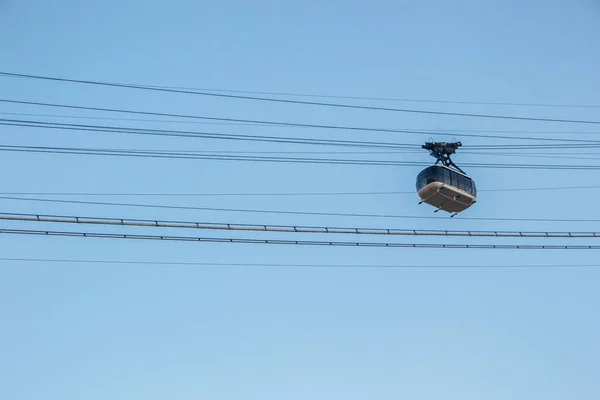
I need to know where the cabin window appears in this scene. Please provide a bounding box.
[416,171,428,190]
[455,174,461,189]
[449,170,456,187]
[417,166,477,197]
[465,180,472,193]
[440,168,448,184]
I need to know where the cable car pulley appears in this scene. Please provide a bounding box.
[422,141,465,174]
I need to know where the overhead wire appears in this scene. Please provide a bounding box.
[0,125,600,159]
[2,71,600,124]
[1,257,598,268]
[5,112,600,135]
[3,72,600,110]
[3,102,600,144]
[1,118,425,150]
[2,143,600,169]
[464,151,600,161]
[7,119,600,156]
[0,142,424,156]
[130,86,600,109]
[5,119,600,156]
[2,196,598,223]
[1,227,599,250]
[0,144,431,167]
[1,182,600,197]
[2,211,599,238]
[3,128,598,159]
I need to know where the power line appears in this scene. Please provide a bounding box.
[4,72,600,110]
[3,183,599,197]
[3,102,600,144]
[0,144,429,167]
[481,184,600,193]
[1,227,599,250]
[466,151,600,162]
[2,71,600,124]
[0,142,422,156]
[2,143,600,169]
[5,112,600,135]
[1,196,598,223]
[1,257,596,269]
[6,120,600,154]
[12,119,597,156]
[0,191,416,197]
[5,139,598,160]
[0,111,274,127]
[2,211,599,238]
[462,144,600,149]
[1,118,423,150]
[132,86,600,110]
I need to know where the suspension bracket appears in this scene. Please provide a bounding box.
[422,141,465,174]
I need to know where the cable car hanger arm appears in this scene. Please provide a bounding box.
[422,141,466,174]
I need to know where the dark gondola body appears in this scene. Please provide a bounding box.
[416,165,477,214]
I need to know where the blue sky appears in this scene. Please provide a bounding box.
[1,1,599,399]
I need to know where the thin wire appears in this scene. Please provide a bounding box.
[2,138,596,160]
[134,86,600,109]
[0,119,423,150]
[0,257,596,268]
[1,182,600,197]
[5,112,600,135]
[4,72,600,109]
[464,151,600,161]
[2,211,598,238]
[0,141,421,156]
[1,196,598,223]
[2,72,600,124]
[0,144,572,157]
[3,101,600,144]
[0,145,430,167]
[482,184,600,193]
[0,191,415,197]
[0,112,273,127]
[6,118,600,152]
[1,144,599,170]
[1,227,599,249]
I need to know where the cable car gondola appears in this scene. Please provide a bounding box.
[416,141,476,216]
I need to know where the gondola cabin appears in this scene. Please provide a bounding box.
[416,165,477,214]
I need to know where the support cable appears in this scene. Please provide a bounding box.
[1,227,598,249]
[1,212,599,239]
[2,72,600,124]
[0,257,597,268]
[1,196,598,223]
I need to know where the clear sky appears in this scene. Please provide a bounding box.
[1,1,599,399]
